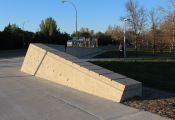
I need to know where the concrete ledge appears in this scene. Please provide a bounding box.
[21,44,47,75]
[21,43,142,102]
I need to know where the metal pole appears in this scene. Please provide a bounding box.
[22,21,26,48]
[22,23,25,48]
[124,20,126,58]
[173,16,175,57]
[173,22,175,56]
[22,21,29,48]
[62,1,78,37]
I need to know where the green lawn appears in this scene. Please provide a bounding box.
[94,49,174,58]
[91,61,175,92]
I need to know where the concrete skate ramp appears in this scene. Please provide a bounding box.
[21,43,142,102]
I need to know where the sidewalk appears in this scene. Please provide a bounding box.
[83,57,175,62]
[0,57,170,120]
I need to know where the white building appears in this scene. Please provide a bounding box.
[67,37,98,48]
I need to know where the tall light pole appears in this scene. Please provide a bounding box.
[123,18,130,58]
[173,16,175,56]
[62,0,78,37]
[22,21,29,48]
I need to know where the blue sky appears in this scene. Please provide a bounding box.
[0,0,168,34]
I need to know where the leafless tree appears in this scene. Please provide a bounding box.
[125,0,147,51]
[106,25,123,44]
[159,0,175,52]
[160,15,174,50]
[149,9,161,54]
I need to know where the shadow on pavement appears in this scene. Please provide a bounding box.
[0,49,27,59]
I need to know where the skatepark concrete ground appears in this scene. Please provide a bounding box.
[0,45,171,120]
[0,57,170,120]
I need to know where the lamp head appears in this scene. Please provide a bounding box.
[124,18,131,21]
[61,1,66,3]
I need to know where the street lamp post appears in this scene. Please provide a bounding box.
[124,19,127,58]
[173,16,175,57]
[123,18,130,58]
[22,21,29,48]
[62,0,78,37]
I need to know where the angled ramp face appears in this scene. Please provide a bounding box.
[21,43,142,102]
[21,44,47,75]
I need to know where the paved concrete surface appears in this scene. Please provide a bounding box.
[0,57,170,120]
[46,44,116,59]
[0,49,26,59]
[0,45,106,59]
[84,57,175,62]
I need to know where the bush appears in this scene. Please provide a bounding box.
[96,33,113,46]
[0,31,23,50]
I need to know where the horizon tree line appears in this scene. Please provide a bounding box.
[0,0,175,53]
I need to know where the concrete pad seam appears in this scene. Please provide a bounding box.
[106,110,141,120]
[47,93,104,120]
[0,75,32,79]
